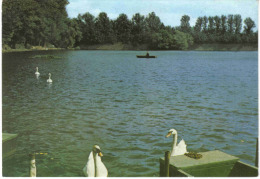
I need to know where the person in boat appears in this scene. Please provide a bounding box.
[146,52,149,56]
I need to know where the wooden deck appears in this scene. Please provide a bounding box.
[2,133,18,160]
[160,150,258,177]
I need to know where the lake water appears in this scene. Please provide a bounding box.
[2,50,258,177]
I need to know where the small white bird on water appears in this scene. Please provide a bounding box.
[83,145,108,177]
[47,73,52,83]
[35,67,40,76]
[30,153,36,177]
[166,128,187,156]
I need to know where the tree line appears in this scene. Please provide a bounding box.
[179,14,257,44]
[2,0,258,50]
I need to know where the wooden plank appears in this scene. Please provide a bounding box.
[2,133,18,142]
[176,169,193,177]
[169,150,238,169]
[160,150,241,177]
[2,133,18,159]
[229,161,258,177]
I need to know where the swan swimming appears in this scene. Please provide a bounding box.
[47,73,52,83]
[83,145,108,177]
[35,67,40,76]
[166,128,187,156]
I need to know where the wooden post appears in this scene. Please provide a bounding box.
[255,138,258,167]
[165,151,170,177]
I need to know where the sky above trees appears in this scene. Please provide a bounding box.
[66,0,258,28]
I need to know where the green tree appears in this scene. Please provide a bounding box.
[208,16,215,33]
[234,14,242,34]
[150,29,175,49]
[180,15,191,33]
[145,12,162,33]
[213,16,221,34]
[95,12,115,44]
[173,30,193,50]
[114,14,132,43]
[62,18,82,48]
[36,0,70,47]
[2,0,23,48]
[77,12,96,45]
[194,17,203,32]
[227,14,234,33]
[2,0,41,48]
[202,16,208,32]
[220,15,227,34]
[243,17,255,34]
[131,13,146,45]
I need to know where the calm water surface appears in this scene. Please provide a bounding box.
[2,50,258,177]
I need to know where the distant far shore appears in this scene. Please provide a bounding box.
[2,43,257,53]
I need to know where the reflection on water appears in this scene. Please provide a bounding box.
[2,50,258,177]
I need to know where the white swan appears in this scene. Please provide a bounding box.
[35,67,40,76]
[166,129,187,156]
[30,154,36,177]
[83,145,108,177]
[47,73,52,83]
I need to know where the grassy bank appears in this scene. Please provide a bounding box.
[80,43,257,51]
[2,43,257,52]
[2,46,65,53]
[189,43,258,51]
[79,42,149,50]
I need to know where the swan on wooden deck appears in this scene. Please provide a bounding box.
[47,73,52,83]
[35,67,40,76]
[83,145,108,177]
[166,128,187,156]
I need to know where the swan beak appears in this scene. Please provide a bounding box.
[166,132,172,138]
[98,152,103,157]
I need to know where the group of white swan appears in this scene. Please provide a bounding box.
[35,67,52,83]
[83,128,187,177]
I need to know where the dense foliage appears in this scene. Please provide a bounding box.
[2,0,82,49]
[2,0,258,50]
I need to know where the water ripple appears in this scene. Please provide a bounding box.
[2,51,258,177]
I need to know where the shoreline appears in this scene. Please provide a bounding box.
[2,43,258,53]
[2,47,66,53]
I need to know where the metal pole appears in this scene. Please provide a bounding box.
[165,151,170,177]
[255,138,258,167]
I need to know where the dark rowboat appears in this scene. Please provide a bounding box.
[136,55,157,58]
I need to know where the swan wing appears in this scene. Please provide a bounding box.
[174,139,187,156]
[83,152,95,177]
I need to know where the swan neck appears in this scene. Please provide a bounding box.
[171,133,177,155]
[93,152,97,177]
[93,153,103,176]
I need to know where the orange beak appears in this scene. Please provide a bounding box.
[98,152,103,157]
[166,132,172,138]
